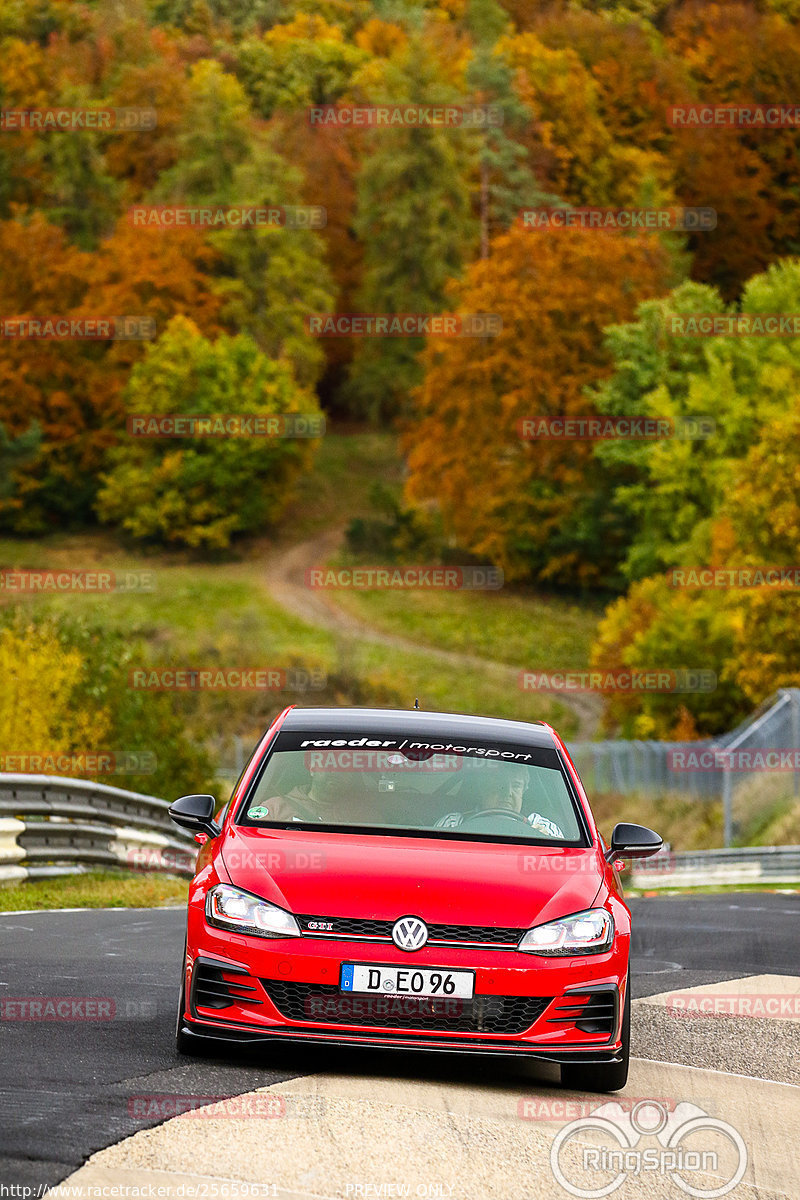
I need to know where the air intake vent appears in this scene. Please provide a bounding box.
[261,979,550,1035]
[192,959,262,1011]
[547,988,617,1036]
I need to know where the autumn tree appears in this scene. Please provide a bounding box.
[404,224,673,587]
[0,211,222,532]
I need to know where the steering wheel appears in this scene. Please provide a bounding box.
[459,808,531,831]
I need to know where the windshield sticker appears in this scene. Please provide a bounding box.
[275,731,557,765]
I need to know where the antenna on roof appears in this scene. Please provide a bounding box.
[414,697,420,710]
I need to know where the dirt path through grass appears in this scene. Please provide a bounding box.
[264,528,603,738]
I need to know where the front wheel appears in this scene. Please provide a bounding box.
[560,978,630,1093]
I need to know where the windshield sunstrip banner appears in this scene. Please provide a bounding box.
[271,730,561,767]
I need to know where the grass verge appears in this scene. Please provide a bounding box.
[0,870,189,911]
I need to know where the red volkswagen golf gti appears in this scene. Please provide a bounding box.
[170,707,662,1092]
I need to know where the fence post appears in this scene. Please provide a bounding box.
[723,762,733,848]
[792,691,800,800]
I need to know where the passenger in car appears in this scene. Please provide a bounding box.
[248,759,373,825]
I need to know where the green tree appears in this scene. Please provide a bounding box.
[152,60,334,387]
[0,421,41,500]
[594,262,800,581]
[234,14,368,118]
[343,36,477,420]
[96,315,321,550]
[464,0,560,256]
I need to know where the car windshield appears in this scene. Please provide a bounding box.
[239,734,584,843]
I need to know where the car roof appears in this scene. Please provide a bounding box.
[279,706,558,749]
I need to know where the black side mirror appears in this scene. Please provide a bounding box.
[169,794,221,838]
[604,822,663,862]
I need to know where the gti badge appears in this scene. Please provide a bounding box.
[392,915,428,951]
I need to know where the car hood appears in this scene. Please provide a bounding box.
[220,825,604,928]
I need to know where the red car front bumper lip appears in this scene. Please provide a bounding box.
[178,1011,625,1063]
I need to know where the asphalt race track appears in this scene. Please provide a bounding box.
[1,894,798,1192]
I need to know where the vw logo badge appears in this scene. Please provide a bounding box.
[392,915,428,952]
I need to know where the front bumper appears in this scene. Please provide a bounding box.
[182,918,629,1063]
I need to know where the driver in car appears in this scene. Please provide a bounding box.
[434,763,565,836]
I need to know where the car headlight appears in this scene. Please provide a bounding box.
[206,884,301,939]
[517,908,614,955]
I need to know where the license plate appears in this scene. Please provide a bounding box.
[340,963,474,1000]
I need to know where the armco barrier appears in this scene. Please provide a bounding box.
[0,774,196,883]
[1,773,796,891]
[630,844,800,889]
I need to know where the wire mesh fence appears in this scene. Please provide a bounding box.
[566,688,800,845]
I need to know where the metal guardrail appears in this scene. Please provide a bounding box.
[630,845,800,889]
[1,774,797,892]
[0,774,196,883]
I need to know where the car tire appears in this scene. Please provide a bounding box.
[560,976,630,1093]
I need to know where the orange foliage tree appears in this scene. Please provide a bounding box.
[403,224,674,587]
[0,214,222,532]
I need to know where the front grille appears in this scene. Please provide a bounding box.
[262,979,549,1035]
[547,989,617,1036]
[297,915,526,949]
[193,961,262,1011]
